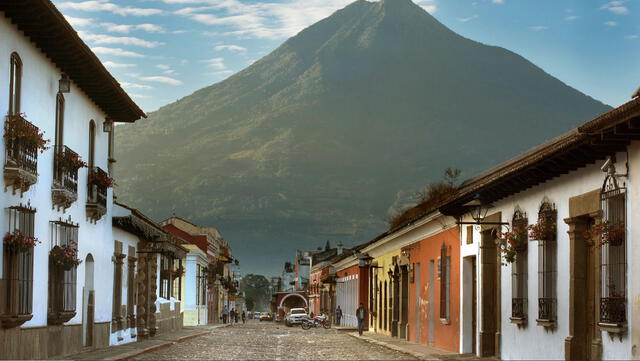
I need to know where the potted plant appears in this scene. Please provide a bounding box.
[49,241,82,270]
[3,230,40,252]
[527,218,557,241]
[582,221,625,247]
[56,150,87,171]
[498,226,528,264]
[4,113,50,152]
[89,169,115,188]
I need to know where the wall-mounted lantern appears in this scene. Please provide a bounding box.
[59,73,71,93]
[103,118,114,133]
[457,193,509,227]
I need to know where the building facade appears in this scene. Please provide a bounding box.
[0,1,144,358]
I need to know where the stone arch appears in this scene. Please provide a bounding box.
[279,293,308,310]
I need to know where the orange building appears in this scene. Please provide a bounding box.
[404,226,460,352]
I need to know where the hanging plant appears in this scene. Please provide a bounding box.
[56,150,87,171]
[582,221,625,247]
[498,226,528,264]
[89,169,115,188]
[174,266,185,278]
[4,113,50,153]
[50,242,82,270]
[527,218,557,241]
[3,230,40,252]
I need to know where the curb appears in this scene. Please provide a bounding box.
[347,333,432,360]
[114,342,175,361]
[176,331,210,343]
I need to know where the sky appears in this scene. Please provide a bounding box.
[53,0,640,112]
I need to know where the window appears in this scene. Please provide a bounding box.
[112,242,125,331]
[536,201,557,324]
[107,125,114,175]
[159,254,172,299]
[439,243,451,320]
[172,259,182,301]
[55,94,64,146]
[599,177,626,325]
[9,53,22,115]
[48,219,79,325]
[466,226,474,244]
[511,209,528,321]
[126,247,136,329]
[1,204,35,328]
[88,120,95,168]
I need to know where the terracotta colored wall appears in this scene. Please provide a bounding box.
[407,226,460,352]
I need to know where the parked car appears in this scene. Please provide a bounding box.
[285,308,308,327]
[254,311,261,319]
[259,312,273,322]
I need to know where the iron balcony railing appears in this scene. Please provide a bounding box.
[88,167,108,208]
[53,145,79,194]
[512,298,526,319]
[4,114,38,175]
[538,297,556,321]
[600,297,626,324]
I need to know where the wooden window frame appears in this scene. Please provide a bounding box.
[510,209,528,323]
[536,201,557,326]
[47,219,79,325]
[439,243,451,321]
[9,52,22,115]
[1,204,35,328]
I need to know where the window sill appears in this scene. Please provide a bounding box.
[48,311,76,326]
[439,318,450,325]
[536,319,556,328]
[1,313,33,329]
[509,317,527,325]
[598,322,626,334]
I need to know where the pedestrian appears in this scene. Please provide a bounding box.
[356,303,367,336]
[230,308,236,323]
[222,305,229,324]
[242,311,246,324]
[335,305,342,327]
[234,309,239,323]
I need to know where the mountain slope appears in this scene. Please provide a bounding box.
[115,0,610,275]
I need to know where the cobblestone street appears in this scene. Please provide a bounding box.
[133,321,416,360]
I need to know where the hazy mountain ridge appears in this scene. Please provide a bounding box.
[116,0,610,275]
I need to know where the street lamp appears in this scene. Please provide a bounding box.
[457,193,509,226]
[356,252,381,268]
[58,73,71,93]
[103,118,114,133]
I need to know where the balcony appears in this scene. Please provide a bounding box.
[3,114,38,195]
[52,145,80,211]
[86,167,108,222]
[537,297,556,327]
[510,298,527,325]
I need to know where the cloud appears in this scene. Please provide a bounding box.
[201,57,226,70]
[58,1,163,16]
[457,15,478,22]
[214,44,247,52]
[137,76,183,85]
[491,0,505,4]
[64,15,92,27]
[605,21,618,26]
[209,70,234,76]
[156,64,178,75]
[565,15,579,21]
[600,1,629,15]
[91,46,145,57]
[529,26,549,31]
[79,32,164,48]
[103,61,137,68]
[625,34,638,39]
[119,81,153,89]
[129,93,151,99]
[100,23,166,33]
[414,0,437,13]
[173,0,375,39]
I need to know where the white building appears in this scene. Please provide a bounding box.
[441,98,640,359]
[0,1,144,359]
[181,244,208,326]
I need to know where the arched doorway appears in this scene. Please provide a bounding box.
[279,293,308,312]
[83,254,95,347]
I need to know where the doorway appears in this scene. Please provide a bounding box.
[400,266,409,339]
[414,263,421,342]
[428,260,435,345]
[83,254,95,347]
[479,230,498,357]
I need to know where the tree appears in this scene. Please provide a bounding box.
[246,296,255,311]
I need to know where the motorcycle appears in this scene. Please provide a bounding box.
[301,314,331,330]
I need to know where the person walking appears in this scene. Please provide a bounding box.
[335,306,343,327]
[230,308,236,324]
[222,305,229,324]
[356,303,367,336]
[241,311,246,324]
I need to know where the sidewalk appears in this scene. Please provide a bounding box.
[60,324,229,360]
[348,332,483,360]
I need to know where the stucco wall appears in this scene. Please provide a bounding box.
[407,226,460,352]
[335,264,359,327]
[0,13,114,333]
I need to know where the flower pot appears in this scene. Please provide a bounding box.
[608,236,624,247]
